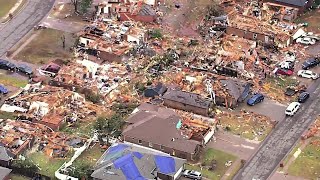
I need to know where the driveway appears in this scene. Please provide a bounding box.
[0,0,55,57]
[234,79,320,180]
[207,131,259,160]
[239,98,287,122]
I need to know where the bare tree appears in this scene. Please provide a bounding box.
[70,0,79,14]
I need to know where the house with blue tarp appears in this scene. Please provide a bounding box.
[91,143,186,180]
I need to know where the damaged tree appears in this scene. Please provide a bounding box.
[70,0,92,14]
[94,115,124,145]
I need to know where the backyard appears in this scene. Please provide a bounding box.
[185,148,237,180]
[14,28,76,65]
[295,9,320,34]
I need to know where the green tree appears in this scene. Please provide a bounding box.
[94,114,125,145]
[12,158,39,175]
[149,29,163,39]
[68,162,91,178]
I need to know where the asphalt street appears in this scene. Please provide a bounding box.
[0,0,55,57]
[234,78,320,180]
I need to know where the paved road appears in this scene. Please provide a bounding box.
[0,0,55,57]
[234,79,320,180]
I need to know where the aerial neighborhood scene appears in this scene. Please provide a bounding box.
[0,0,319,179]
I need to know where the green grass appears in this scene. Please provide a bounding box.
[28,152,69,178]
[226,160,244,180]
[0,0,17,18]
[0,111,16,120]
[60,120,95,138]
[288,138,320,179]
[186,148,237,180]
[15,28,76,65]
[9,174,30,180]
[0,74,28,88]
[295,9,320,33]
[73,145,104,167]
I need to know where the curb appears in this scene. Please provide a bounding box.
[1,0,28,25]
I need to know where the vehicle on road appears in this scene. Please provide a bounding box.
[17,64,33,76]
[298,92,310,103]
[285,102,301,116]
[0,59,16,71]
[247,93,264,106]
[297,70,319,80]
[275,68,293,76]
[0,85,8,94]
[302,58,320,70]
[182,170,202,180]
[296,37,316,45]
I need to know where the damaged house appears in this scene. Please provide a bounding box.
[263,0,313,15]
[123,103,216,160]
[91,143,186,180]
[163,90,212,117]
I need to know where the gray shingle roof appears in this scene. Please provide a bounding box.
[273,0,308,7]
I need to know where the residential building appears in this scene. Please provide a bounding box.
[91,143,186,180]
[162,90,211,116]
[263,0,314,14]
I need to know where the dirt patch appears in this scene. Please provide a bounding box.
[161,0,213,37]
[295,9,320,34]
[13,28,76,65]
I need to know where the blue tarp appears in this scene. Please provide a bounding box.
[133,152,143,159]
[154,155,176,174]
[176,119,182,129]
[108,144,129,154]
[114,154,146,180]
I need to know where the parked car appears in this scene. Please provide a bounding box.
[276,68,293,76]
[284,51,296,63]
[298,92,310,103]
[183,170,202,180]
[247,93,264,106]
[278,61,294,70]
[285,102,301,116]
[0,59,16,71]
[296,37,316,45]
[17,64,33,76]
[302,58,320,70]
[0,85,8,94]
[297,70,319,80]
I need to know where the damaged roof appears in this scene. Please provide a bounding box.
[271,0,309,7]
[163,90,211,109]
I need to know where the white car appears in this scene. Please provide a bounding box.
[183,170,202,180]
[285,102,301,116]
[296,37,316,45]
[297,70,319,80]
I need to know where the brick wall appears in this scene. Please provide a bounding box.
[123,135,197,160]
[163,99,209,116]
[119,13,156,22]
[226,26,272,43]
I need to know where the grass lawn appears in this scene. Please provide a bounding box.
[73,145,104,168]
[288,138,320,179]
[218,112,273,141]
[28,152,69,178]
[0,73,28,88]
[295,9,320,33]
[0,0,17,18]
[9,174,30,180]
[60,120,95,138]
[0,111,16,120]
[15,28,76,65]
[186,148,237,180]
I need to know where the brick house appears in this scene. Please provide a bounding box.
[122,103,201,160]
[162,90,211,117]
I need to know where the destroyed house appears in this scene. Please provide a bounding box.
[118,3,157,23]
[123,103,201,160]
[91,143,186,180]
[163,90,211,116]
[226,14,292,46]
[263,0,313,14]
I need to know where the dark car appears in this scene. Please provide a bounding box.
[0,85,8,94]
[17,64,33,75]
[276,68,293,76]
[247,93,264,106]
[0,59,16,71]
[302,58,320,70]
[298,92,310,103]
